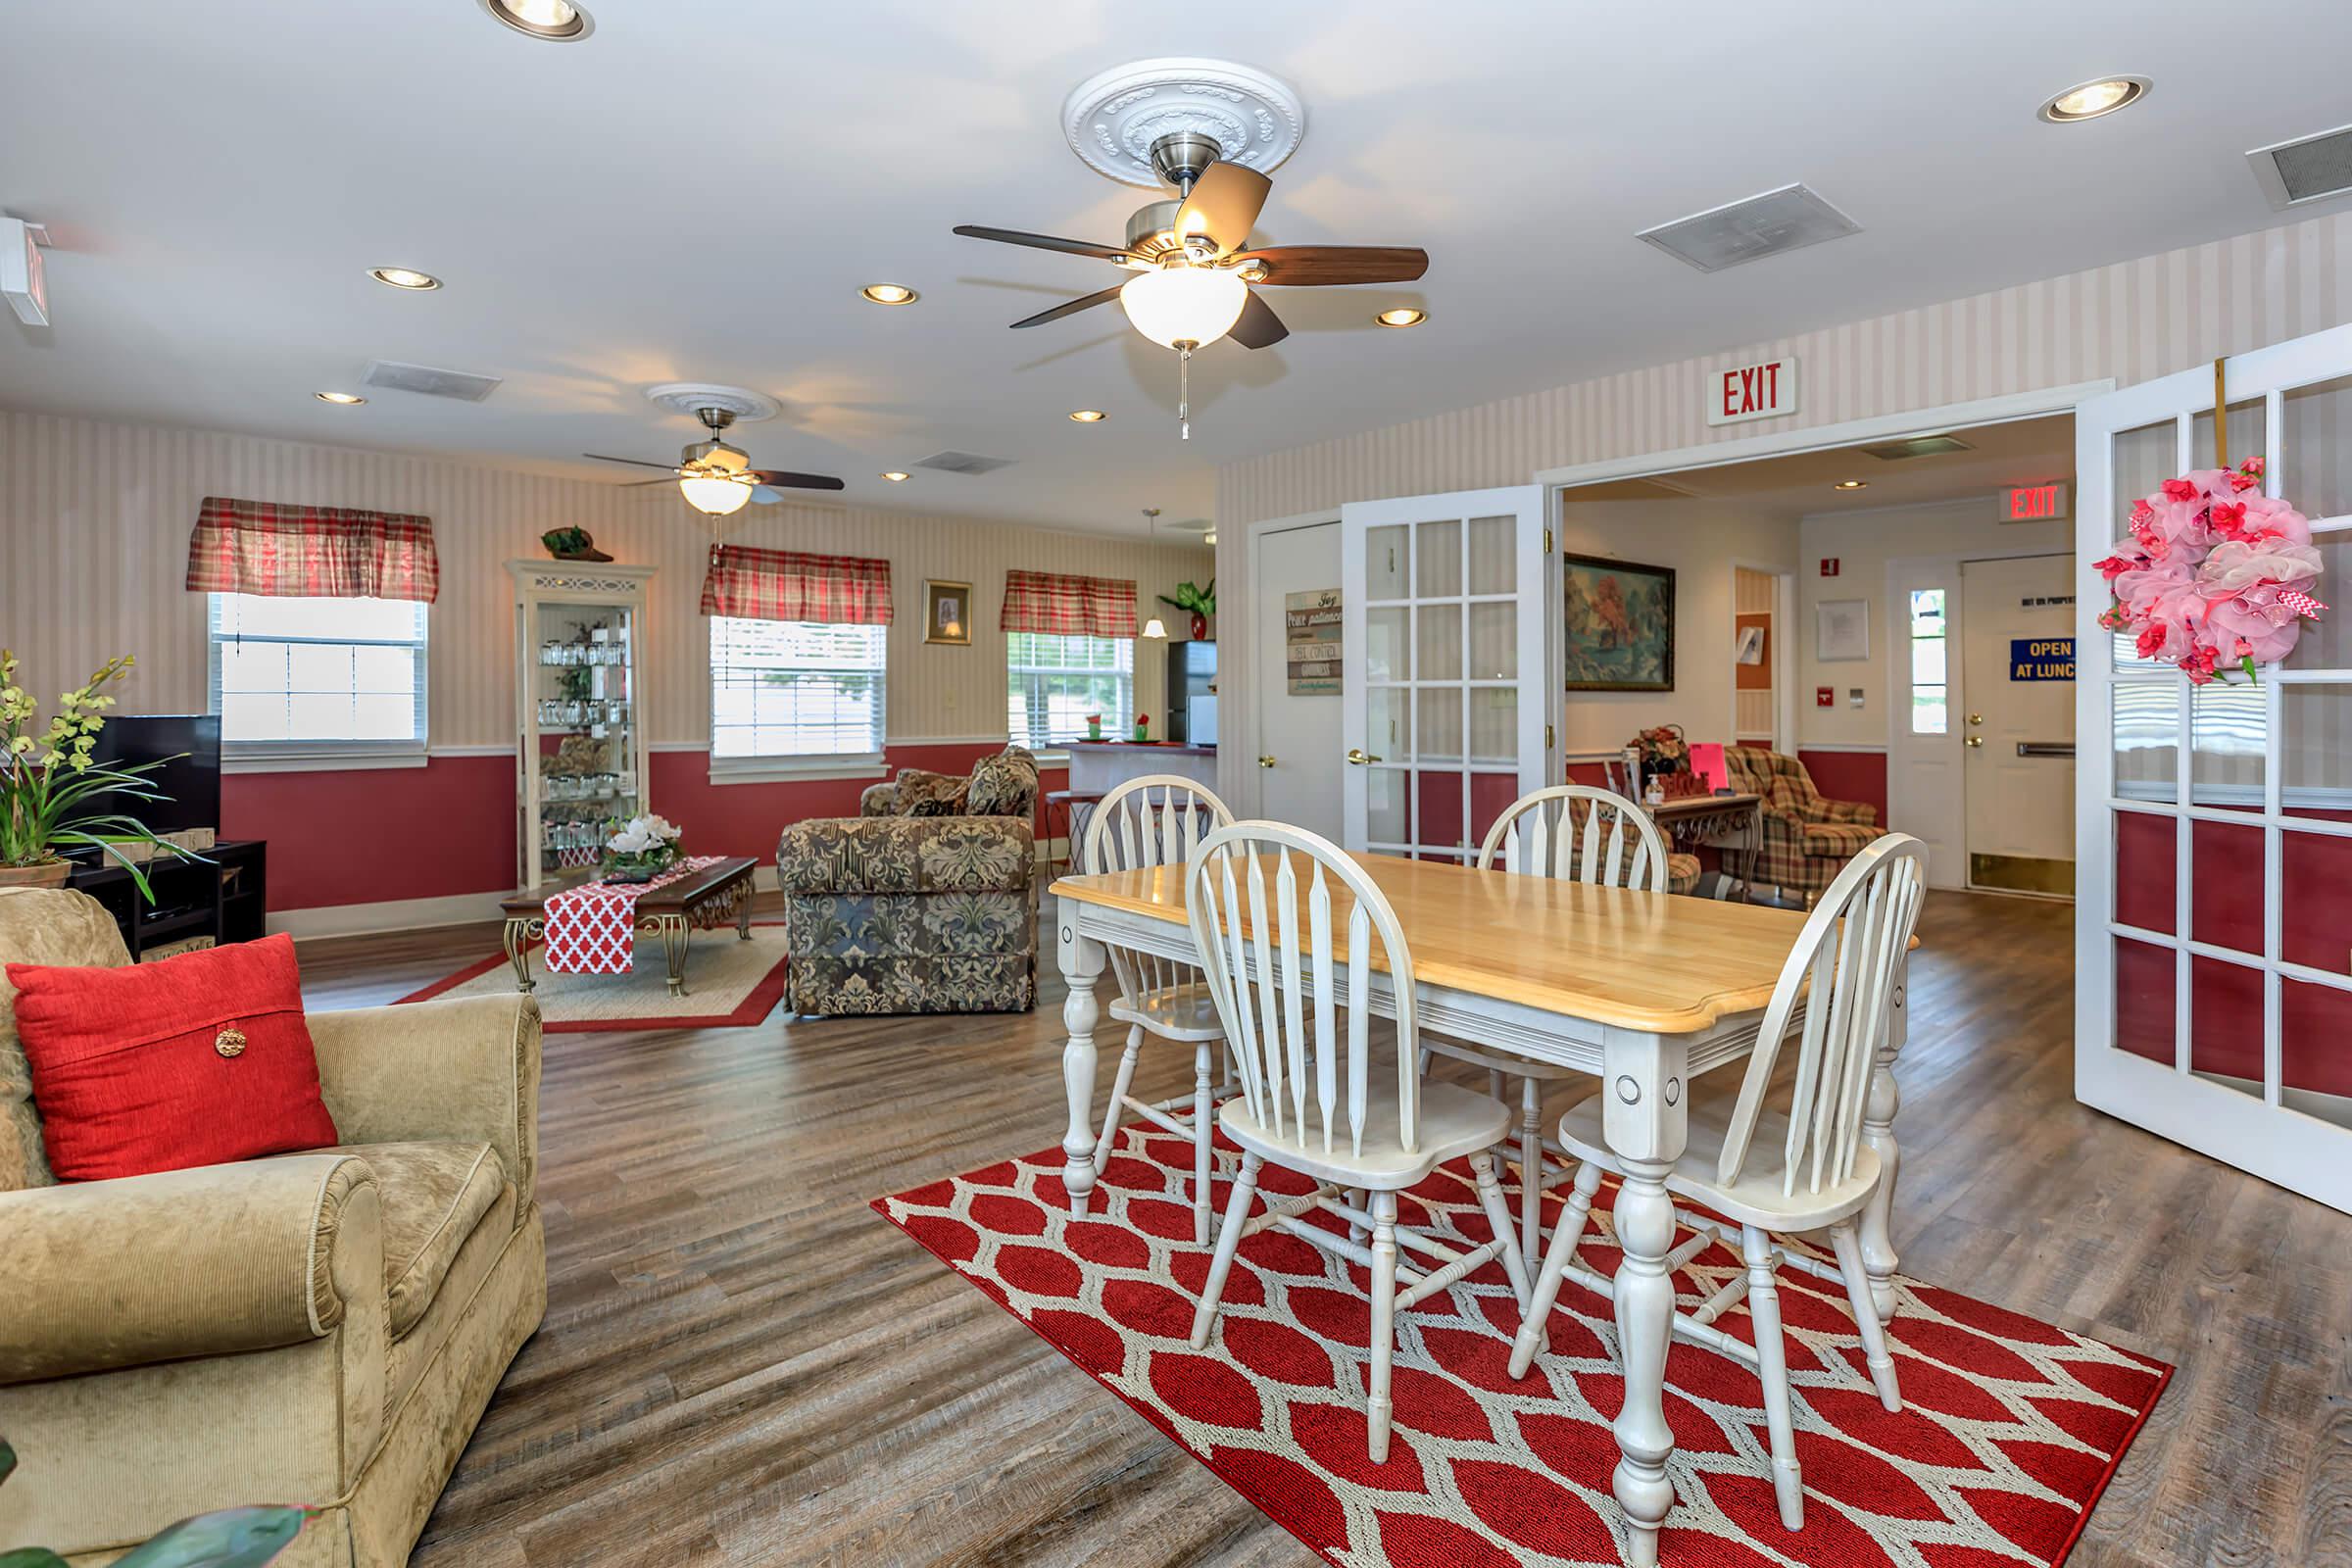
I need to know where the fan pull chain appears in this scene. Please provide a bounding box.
[1179,345,1193,440]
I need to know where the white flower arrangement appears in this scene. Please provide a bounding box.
[605,813,681,856]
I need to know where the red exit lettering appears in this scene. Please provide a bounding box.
[1707,358,1797,426]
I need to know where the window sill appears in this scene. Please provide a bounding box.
[224,743,429,774]
[709,755,889,787]
[1032,749,1073,767]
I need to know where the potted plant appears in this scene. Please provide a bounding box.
[1156,579,1215,641]
[600,812,682,883]
[1132,711,1151,743]
[0,1437,307,1566]
[1,652,193,898]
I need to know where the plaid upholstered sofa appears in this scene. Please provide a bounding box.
[1726,746,1892,903]
[774,746,1039,1014]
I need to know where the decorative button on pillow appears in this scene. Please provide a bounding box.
[6,933,338,1182]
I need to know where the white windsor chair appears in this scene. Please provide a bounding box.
[1184,822,1534,1462]
[1505,833,1929,1531]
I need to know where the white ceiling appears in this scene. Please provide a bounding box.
[2,1,2346,540]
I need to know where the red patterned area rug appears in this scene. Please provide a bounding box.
[395,921,789,1032]
[876,1123,2170,1568]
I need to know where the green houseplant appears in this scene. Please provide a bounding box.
[0,652,194,899]
[0,1437,308,1567]
[1155,579,1215,641]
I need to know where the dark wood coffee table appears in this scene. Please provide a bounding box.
[499,856,759,998]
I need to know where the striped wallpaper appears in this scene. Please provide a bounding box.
[0,411,1211,752]
[1212,212,2352,803]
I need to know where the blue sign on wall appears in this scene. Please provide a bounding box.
[2010,637,2076,681]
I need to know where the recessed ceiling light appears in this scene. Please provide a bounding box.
[368,267,440,291]
[880,470,909,482]
[860,282,918,306]
[2038,76,2149,123]
[479,0,592,40]
[315,391,366,405]
[1374,307,1427,328]
[1069,410,1107,422]
[1832,479,1868,491]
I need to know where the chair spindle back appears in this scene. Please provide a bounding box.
[1184,823,1421,1159]
[1476,785,1671,892]
[1717,834,1928,1196]
[1080,775,1234,1002]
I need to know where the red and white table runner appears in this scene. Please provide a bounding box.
[542,856,725,974]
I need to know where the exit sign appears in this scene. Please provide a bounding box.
[2000,481,2071,522]
[1706,357,1798,426]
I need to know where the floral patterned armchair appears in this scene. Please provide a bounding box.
[775,747,1039,1014]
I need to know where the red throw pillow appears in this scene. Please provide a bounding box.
[7,933,338,1182]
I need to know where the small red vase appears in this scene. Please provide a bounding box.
[1189,611,1208,640]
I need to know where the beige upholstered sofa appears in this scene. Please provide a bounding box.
[0,888,545,1567]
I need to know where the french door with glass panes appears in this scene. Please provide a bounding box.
[1340,487,1555,859]
[2075,322,2352,1213]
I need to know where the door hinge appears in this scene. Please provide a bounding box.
[1543,528,1553,555]
[1545,723,1555,749]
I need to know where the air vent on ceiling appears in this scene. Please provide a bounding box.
[1863,434,1976,462]
[912,450,1017,475]
[2247,122,2352,210]
[1636,183,1861,273]
[361,360,504,402]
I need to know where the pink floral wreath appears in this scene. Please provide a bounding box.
[2094,456,2328,684]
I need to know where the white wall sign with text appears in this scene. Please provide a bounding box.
[1706,356,1798,426]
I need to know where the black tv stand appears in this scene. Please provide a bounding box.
[65,840,269,961]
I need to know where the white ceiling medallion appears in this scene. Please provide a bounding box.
[642,382,778,421]
[1061,58,1305,188]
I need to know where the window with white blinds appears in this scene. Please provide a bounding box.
[1006,632,1133,748]
[710,615,888,761]
[207,593,428,750]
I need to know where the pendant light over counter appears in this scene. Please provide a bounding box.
[1140,508,1167,638]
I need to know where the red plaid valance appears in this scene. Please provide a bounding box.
[700,544,894,625]
[185,497,439,603]
[1000,570,1138,638]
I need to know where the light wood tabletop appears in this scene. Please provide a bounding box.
[1052,850,1821,1035]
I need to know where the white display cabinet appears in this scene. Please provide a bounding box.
[506,560,657,889]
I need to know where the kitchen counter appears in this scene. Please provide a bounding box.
[1064,740,1218,796]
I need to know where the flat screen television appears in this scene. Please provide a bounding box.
[84,714,221,838]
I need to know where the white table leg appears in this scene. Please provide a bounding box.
[1057,896,1107,1215]
[1858,953,1905,1321]
[1600,1026,1689,1568]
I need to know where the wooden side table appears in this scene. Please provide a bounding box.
[1643,793,1764,904]
[500,856,758,997]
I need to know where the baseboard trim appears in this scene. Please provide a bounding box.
[270,890,511,941]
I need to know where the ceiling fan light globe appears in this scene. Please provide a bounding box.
[1119,266,1248,350]
[679,475,753,516]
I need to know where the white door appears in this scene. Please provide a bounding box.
[1962,554,2076,895]
[2076,321,2352,1214]
[1252,518,1344,840]
[1340,486,1554,858]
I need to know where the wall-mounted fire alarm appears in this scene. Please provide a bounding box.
[1816,686,1834,708]
[1,218,51,327]
[1819,558,1840,577]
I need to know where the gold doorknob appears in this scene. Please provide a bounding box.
[1967,712,1984,726]
[1346,748,1383,765]
[1965,736,1984,748]
[1257,754,1277,768]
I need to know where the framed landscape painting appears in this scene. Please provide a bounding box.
[1562,553,1675,691]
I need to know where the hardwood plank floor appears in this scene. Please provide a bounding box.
[295,889,2352,1567]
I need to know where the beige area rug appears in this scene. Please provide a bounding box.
[397,921,790,1031]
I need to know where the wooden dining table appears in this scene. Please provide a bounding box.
[1051,852,1912,1568]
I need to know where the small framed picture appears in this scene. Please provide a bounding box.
[1816,598,1872,662]
[925,580,971,646]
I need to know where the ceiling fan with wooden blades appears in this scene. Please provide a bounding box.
[584,405,844,517]
[955,130,1428,436]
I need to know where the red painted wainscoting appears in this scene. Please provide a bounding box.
[224,743,1062,913]
[1796,749,1888,825]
